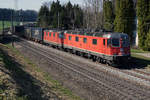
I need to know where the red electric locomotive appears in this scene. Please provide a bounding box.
[43,30,130,66]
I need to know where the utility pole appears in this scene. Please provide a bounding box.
[2,15,4,36]
[73,8,76,29]
[11,0,18,48]
[58,12,60,29]
[14,0,18,10]
[14,0,18,25]
[20,10,23,25]
[11,10,14,33]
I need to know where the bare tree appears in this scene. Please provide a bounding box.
[83,0,103,30]
[42,1,53,10]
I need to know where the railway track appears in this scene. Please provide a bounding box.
[14,37,150,100]
[134,69,150,76]
[104,63,150,86]
[23,38,150,86]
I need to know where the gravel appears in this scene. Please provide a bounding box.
[14,37,150,100]
[27,39,150,87]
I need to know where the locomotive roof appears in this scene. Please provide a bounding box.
[65,31,128,38]
[45,29,128,38]
[102,33,129,38]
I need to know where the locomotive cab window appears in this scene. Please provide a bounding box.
[121,35,129,47]
[107,39,111,47]
[103,39,105,46]
[92,39,97,45]
[69,36,72,40]
[83,38,87,43]
[112,38,120,47]
[76,37,79,42]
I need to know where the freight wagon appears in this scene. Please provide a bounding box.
[24,27,44,43]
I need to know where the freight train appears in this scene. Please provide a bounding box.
[23,27,131,66]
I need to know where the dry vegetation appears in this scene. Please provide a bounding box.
[0,43,81,100]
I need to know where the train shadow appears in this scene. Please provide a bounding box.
[118,56,150,70]
[0,35,22,45]
[0,47,49,99]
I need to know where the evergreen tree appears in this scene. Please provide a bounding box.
[50,0,62,28]
[38,0,83,29]
[38,5,49,27]
[0,8,37,22]
[146,1,150,50]
[145,30,150,51]
[115,0,120,15]
[73,4,83,28]
[103,0,115,31]
[59,6,66,28]
[66,1,73,28]
[137,0,150,50]
[114,0,136,42]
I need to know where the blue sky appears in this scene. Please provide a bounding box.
[0,0,83,11]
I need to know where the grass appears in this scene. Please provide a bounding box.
[43,73,82,100]
[1,43,83,100]
[131,48,150,53]
[0,21,17,31]
[0,46,27,100]
[132,53,150,61]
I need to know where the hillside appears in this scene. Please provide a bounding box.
[0,43,81,100]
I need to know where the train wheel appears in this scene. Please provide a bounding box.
[75,51,79,56]
[101,59,106,64]
[106,61,112,66]
[98,58,102,63]
[92,55,97,62]
[78,51,82,56]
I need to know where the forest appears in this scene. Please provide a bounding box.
[0,8,37,22]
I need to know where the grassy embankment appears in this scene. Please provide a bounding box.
[131,49,150,53]
[0,43,82,100]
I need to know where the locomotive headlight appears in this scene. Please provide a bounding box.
[120,48,124,52]
[120,48,124,55]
